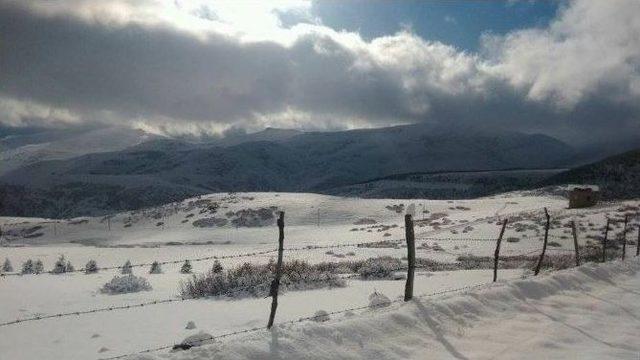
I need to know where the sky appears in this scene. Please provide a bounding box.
[0,0,639,145]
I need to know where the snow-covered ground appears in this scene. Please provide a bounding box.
[0,192,638,360]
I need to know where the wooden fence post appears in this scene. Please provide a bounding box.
[571,221,580,267]
[404,214,415,301]
[493,218,508,282]
[622,215,628,260]
[602,218,610,263]
[637,222,640,257]
[267,212,285,329]
[534,208,551,276]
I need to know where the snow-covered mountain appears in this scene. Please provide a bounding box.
[0,124,576,217]
[0,126,159,175]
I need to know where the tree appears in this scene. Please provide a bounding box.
[2,258,13,273]
[121,260,133,274]
[34,259,44,274]
[52,255,67,274]
[212,260,223,273]
[180,260,192,274]
[149,261,163,274]
[21,259,34,274]
[85,260,99,274]
[66,261,75,272]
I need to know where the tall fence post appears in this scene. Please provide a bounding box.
[622,215,628,260]
[493,218,508,282]
[534,208,551,276]
[571,220,580,267]
[267,211,285,330]
[404,214,415,301]
[637,221,640,257]
[602,218,610,263]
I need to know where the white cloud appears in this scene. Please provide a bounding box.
[0,0,638,143]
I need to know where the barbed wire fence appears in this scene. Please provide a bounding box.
[0,206,638,360]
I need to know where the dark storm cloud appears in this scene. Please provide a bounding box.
[0,0,638,145]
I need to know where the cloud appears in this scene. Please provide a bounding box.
[0,0,638,144]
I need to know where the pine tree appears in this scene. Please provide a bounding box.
[149,261,163,274]
[121,260,133,274]
[180,260,192,274]
[52,255,67,274]
[85,259,99,274]
[21,259,34,274]
[212,259,223,273]
[2,258,13,273]
[34,259,44,274]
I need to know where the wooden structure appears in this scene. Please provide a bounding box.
[568,186,599,208]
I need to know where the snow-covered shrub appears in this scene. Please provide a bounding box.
[185,321,196,330]
[173,331,214,350]
[2,258,13,273]
[21,259,34,274]
[181,260,192,274]
[212,260,223,273]
[368,291,391,309]
[357,257,402,279]
[311,310,330,322]
[149,261,163,274]
[51,255,73,274]
[85,260,99,274]
[100,274,152,295]
[34,259,44,274]
[121,260,132,274]
[179,260,345,299]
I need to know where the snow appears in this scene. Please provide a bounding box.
[0,191,638,360]
[131,259,640,360]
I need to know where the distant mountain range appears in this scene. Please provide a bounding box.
[0,122,633,218]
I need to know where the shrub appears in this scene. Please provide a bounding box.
[179,260,345,299]
[149,261,163,274]
[311,310,330,322]
[51,255,74,274]
[100,275,152,295]
[212,260,223,273]
[85,260,99,274]
[21,259,34,274]
[121,260,133,274]
[506,237,520,243]
[368,291,391,308]
[181,260,192,274]
[34,259,44,274]
[357,257,402,279]
[2,258,13,273]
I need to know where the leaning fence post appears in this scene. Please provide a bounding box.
[571,220,580,267]
[622,215,628,260]
[493,218,508,282]
[602,218,610,263]
[404,214,415,301]
[534,208,551,276]
[267,212,285,330]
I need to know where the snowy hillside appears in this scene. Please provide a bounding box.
[0,192,638,360]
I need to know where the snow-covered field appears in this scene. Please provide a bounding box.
[0,192,638,360]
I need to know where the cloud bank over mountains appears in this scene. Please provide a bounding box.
[0,0,639,144]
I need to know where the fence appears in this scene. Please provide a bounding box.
[0,206,638,360]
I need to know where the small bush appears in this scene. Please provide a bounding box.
[506,237,520,243]
[100,275,152,295]
[66,261,75,272]
[368,291,391,308]
[181,260,192,274]
[34,259,44,274]
[149,261,163,274]
[85,260,99,274]
[357,257,402,279]
[311,310,330,322]
[212,260,223,273]
[2,258,13,273]
[21,259,34,274]
[121,260,133,274]
[51,255,74,274]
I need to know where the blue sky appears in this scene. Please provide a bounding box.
[310,1,560,51]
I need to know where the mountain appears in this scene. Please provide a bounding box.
[543,148,640,200]
[0,123,576,217]
[0,126,160,175]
